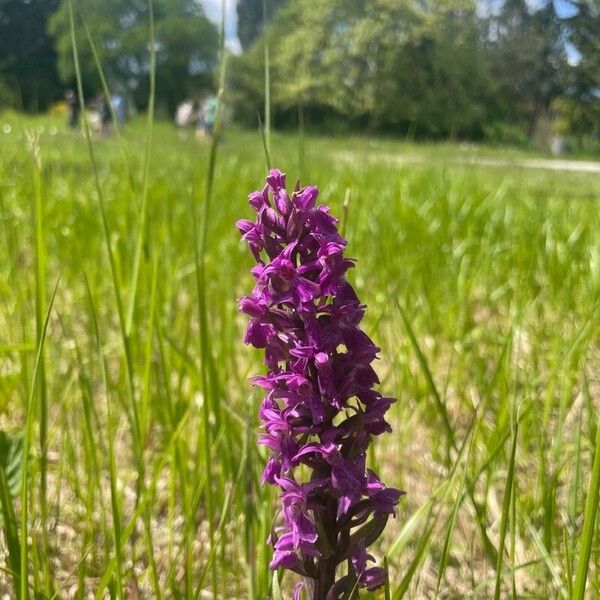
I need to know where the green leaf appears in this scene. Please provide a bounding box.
[271,570,283,600]
[341,514,389,561]
[493,411,519,600]
[384,556,391,600]
[0,429,23,593]
[0,431,24,499]
[572,387,600,600]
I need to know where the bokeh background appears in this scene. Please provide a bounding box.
[1,0,599,151]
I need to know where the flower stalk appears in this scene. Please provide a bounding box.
[238,169,402,599]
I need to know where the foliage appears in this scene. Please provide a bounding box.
[0,0,598,142]
[228,0,496,137]
[49,0,219,113]
[482,0,568,137]
[0,430,24,592]
[237,0,287,51]
[0,0,62,111]
[561,0,600,143]
[0,430,24,513]
[229,0,599,143]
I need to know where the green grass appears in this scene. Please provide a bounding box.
[0,110,599,598]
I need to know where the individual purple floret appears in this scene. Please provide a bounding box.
[238,169,403,598]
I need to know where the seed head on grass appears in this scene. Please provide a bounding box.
[238,169,402,598]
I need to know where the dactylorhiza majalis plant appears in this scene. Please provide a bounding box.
[238,170,402,599]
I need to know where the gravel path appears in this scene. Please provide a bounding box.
[335,151,600,173]
[462,156,600,173]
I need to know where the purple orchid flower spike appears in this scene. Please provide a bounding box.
[238,169,403,598]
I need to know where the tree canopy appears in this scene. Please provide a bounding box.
[236,0,287,51]
[228,0,599,144]
[48,0,218,113]
[561,0,600,140]
[0,0,597,147]
[0,0,62,110]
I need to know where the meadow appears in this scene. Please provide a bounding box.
[0,112,599,598]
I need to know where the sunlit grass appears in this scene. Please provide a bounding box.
[0,110,599,597]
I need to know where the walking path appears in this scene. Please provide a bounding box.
[335,151,600,174]
[463,156,600,173]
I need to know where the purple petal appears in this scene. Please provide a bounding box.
[238,168,402,585]
[294,185,318,209]
[262,458,282,484]
[361,567,386,590]
[293,581,304,600]
[266,168,286,191]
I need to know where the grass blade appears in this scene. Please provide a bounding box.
[391,412,478,598]
[271,570,283,600]
[125,0,156,335]
[262,0,271,159]
[435,419,476,596]
[394,298,455,455]
[493,408,519,600]
[258,112,272,170]
[192,0,229,596]
[84,277,124,600]
[28,131,51,595]
[524,516,568,598]
[388,412,477,560]
[392,508,436,600]
[572,378,600,600]
[0,433,23,594]
[67,0,143,507]
[297,105,307,183]
[20,276,59,600]
[76,8,133,184]
[384,556,391,600]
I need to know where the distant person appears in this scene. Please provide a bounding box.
[551,135,566,156]
[98,94,113,136]
[197,95,218,138]
[111,93,127,124]
[176,99,195,128]
[65,89,80,129]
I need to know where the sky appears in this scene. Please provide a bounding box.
[481,0,578,17]
[200,0,241,53]
[552,0,579,18]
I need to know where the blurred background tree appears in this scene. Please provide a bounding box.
[482,0,568,141]
[560,0,600,145]
[236,0,286,51]
[0,0,61,111]
[0,0,597,149]
[227,0,597,143]
[48,0,218,113]
[229,0,496,137]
